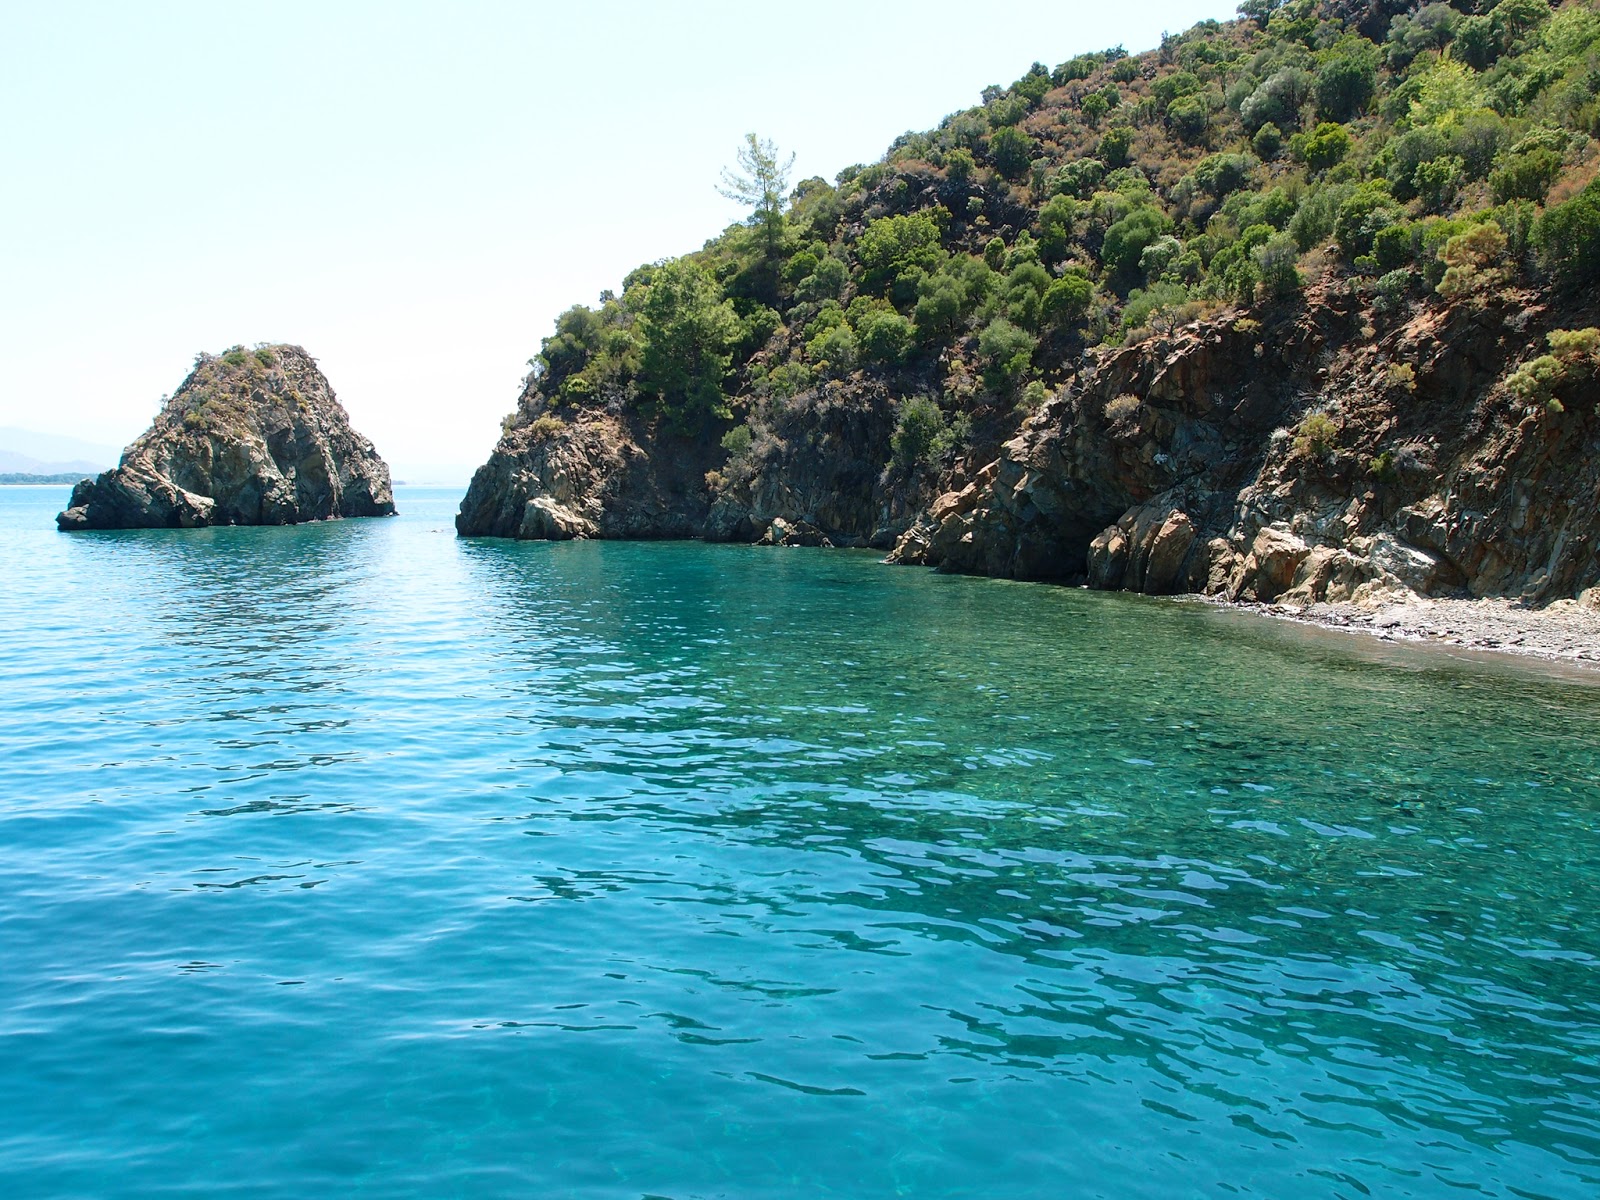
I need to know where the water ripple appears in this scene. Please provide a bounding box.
[0,486,1597,1198]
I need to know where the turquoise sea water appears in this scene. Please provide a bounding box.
[1,484,1598,1199]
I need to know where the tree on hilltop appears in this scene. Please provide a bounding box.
[718,133,796,263]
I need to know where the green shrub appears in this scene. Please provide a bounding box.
[989,125,1033,179]
[913,274,964,341]
[1491,147,1564,205]
[1054,158,1106,200]
[1436,223,1507,298]
[856,309,916,364]
[1240,67,1312,133]
[978,317,1037,391]
[1102,208,1173,276]
[1335,184,1404,262]
[1386,362,1417,392]
[1121,281,1190,333]
[856,212,946,296]
[1252,122,1282,160]
[891,395,948,467]
[1535,178,1600,287]
[1288,182,1350,251]
[1098,126,1134,169]
[1506,328,1600,410]
[1191,153,1254,199]
[1293,411,1338,457]
[1104,393,1142,423]
[529,414,566,441]
[1314,38,1378,122]
[1373,268,1415,313]
[1042,272,1093,328]
[1372,223,1415,273]
[636,258,741,428]
[1253,234,1302,300]
[1036,194,1076,261]
[1168,95,1210,144]
[1290,122,1352,172]
[811,324,858,374]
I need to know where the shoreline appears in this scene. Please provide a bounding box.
[1206,592,1600,672]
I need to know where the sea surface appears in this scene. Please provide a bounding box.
[2,484,1598,1199]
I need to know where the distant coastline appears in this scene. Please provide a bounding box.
[0,472,91,485]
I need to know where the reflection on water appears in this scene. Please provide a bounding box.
[0,485,1597,1199]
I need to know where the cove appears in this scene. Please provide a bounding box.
[1,485,1597,1199]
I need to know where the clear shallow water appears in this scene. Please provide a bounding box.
[1,484,1598,1200]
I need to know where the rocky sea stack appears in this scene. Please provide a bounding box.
[57,345,395,531]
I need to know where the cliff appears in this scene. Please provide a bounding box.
[57,345,395,531]
[892,284,1600,606]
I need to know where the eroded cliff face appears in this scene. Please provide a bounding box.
[57,345,394,531]
[894,286,1600,606]
[455,377,946,549]
[459,286,1600,608]
[455,411,711,541]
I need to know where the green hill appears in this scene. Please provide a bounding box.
[459,0,1600,606]
[500,0,1597,441]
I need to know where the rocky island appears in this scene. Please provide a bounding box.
[58,345,395,530]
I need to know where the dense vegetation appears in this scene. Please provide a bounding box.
[512,0,1600,477]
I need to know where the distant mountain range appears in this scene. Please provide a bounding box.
[0,426,121,475]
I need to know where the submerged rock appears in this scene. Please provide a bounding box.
[57,345,395,530]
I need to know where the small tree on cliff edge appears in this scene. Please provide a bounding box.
[718,133,795,264]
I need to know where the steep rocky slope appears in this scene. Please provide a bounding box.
[58,345,395,530]
[457,0,1600,610]
[457,376,948,548]
[892,285,1600,605]
[462,284,1599,605]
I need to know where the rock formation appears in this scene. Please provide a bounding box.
[57,345,395,530]
[460,283,1600,610]
[455,378,934,548]
[890,284,1600,606]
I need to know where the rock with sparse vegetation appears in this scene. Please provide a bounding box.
[57,345,394,531]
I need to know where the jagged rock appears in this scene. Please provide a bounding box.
[519,496,596,540]
[1143,511,1197,594]
[905,289,1600,608]
[1087,525,1128,590]
[461,285,1599,611]
[1086,505,1195,593]
[56,345,393,531]
[1234,527,1311,602]
[758,516,833,548]
[459,376,932,548]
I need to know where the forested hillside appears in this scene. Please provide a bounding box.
[459,0,1600,604]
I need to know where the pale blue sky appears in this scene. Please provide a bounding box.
[0,1,1238,481]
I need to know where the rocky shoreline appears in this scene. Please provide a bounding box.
[1216,590,1600,669]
